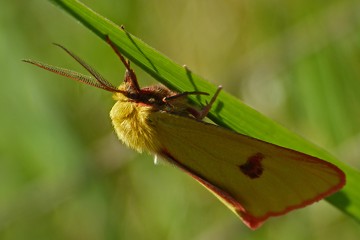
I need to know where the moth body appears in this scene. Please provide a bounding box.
[23,38,346,230]
[110,84,172,153]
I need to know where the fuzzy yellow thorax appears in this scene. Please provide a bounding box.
[110,90,162,153]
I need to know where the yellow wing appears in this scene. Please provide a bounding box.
[150,112,345,229]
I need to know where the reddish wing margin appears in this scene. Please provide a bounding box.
[160,148,345,229]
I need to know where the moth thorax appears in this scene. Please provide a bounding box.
[110,100,161,153]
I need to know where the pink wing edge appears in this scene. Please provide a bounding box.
[160,149,346,230]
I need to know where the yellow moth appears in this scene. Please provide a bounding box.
[23,37,345,229]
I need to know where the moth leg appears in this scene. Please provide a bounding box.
[154,155,159,165]
[105,35,141,92]
[163,91,208,102]
[163,86,222,120]
[195,86,222,120]
[163,91,209,116]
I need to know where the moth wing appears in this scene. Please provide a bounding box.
[151,113,345,229]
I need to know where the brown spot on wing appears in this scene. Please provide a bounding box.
[239,153,264,179]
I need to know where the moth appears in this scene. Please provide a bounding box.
[23,37,345,229]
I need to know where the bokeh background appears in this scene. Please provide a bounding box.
[1,0,360,239]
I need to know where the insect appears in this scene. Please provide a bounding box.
[23,37,345,229]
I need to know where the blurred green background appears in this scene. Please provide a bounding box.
[1,0,360,239]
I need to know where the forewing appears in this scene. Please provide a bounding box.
[151,113,345,229]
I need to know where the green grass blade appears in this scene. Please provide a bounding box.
[49,0,360,223]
